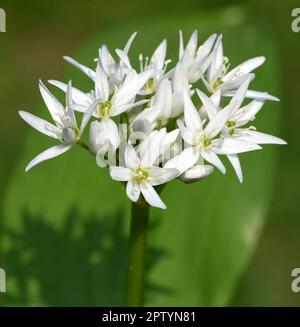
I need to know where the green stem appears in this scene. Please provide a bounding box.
[77,141,90,152]
[126,199,150,307]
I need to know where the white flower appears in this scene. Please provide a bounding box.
[174,88,261,174]
[63,32,137,92]
[19,80,99,171]
[131,63,190,131]
[196,78,286,182]
[203,35,279,101]
[20,29,287,206]
[50,67,153,149]
[179,30,217,83]
[136,128,180,166]
[109,144,178,209]
[116,38,169,95]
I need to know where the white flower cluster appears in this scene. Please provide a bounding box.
[19,31,286,209]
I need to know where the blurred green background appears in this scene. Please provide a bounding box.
[0,0,299,306]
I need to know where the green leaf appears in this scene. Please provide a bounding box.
[2,8,281,306]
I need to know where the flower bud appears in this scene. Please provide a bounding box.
[178,165,214,184]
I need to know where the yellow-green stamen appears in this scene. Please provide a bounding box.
[134,168,149,183]
[97,101,112,118]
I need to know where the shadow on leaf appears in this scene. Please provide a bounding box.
[2,207,174,306]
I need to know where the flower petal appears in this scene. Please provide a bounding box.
[241,130,287,145]
[66,81,78,128]
[25,144,72,172]
[183,89,202,133]
[205,105,232,138]
[164,146,199,174]
[151,39,167,70]
[95,63,109,101]
[227,154,243,183]
[201,150,226,174]
[80,99,101,133]
[100,118,120,149]
[234,100,264,125]
[214,137,262,154]
[196,89,218,120]
[125,144,140,169]
[148,167,178,186]
[19,111,61,140]
[140,182,167,209]
[110,166,132,181]
[223,56,265,82]
[63,56,96,80]
[49,80,91,107]
[115,48,132,69]
[244,90,280,102]
[39,80,65,125]
[154,79,172,119]
[177,119,194,145]
[126,180,141,202]
[123,31,137,54]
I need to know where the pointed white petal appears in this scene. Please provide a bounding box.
[151,39,167,70]
[39,80,65,125]
[140,131,161,167]
[210,89,221,108]
[235,100,264,125]
[95,63,109,101]
[223,56,265,82]
[172,62,189,92]
[208,35,223,83]
[125,144,140,169]
[100,118,120,148]
[124,31,137,54]
[220,74,253,94]
[19,111,61,140]
[126,180,141,202]
[197,33,217,59]
[148,167,178,186]
[114,99,149,116]
[241,130,287,145]
[183,89,202,133]
[179,30,184,59]
[196,89,218,120]
[177,119,194,145]
[112,70,152,108]
[115,48,132,69]
[63,56,96,80]
[66,81,77,128]
[99,45,115,75]
[154,79,172,119]
[80,99,101,133]
[228,74,254,113]
[49,80,92,107]
[214,137,262,154]
[205,105,232,138]
[244,90,280,101]
[201,150,226,174]
[186,30,198,56]
[164,146,199,174]
[110,166,132,181]
[140,182,166,209]
[227,154,243,183]
[25,144,72,172]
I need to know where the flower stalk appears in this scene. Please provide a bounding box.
[126,199,150,307]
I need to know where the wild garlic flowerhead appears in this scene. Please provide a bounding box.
[20,30,286,209]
